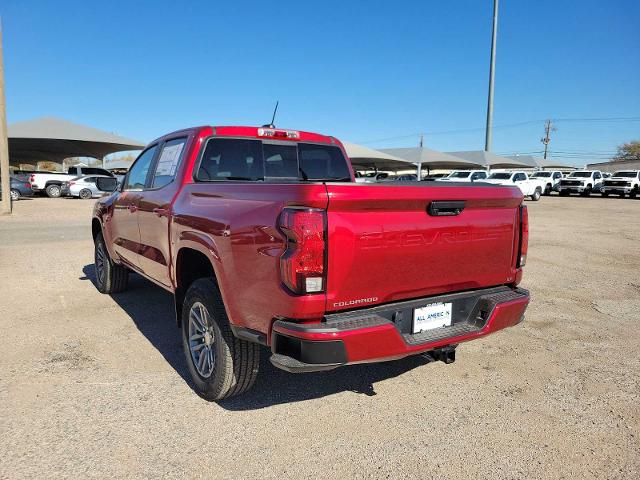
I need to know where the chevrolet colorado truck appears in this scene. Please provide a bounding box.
[601,170,640,198]
[483,171,545,201]
[91,125,530,400]
[558,170,604,196]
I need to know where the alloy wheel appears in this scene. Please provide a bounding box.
[188,302,216,378]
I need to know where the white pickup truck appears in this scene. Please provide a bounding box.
[436,170,488,182]
[30,166,113,197]
[529,170,564,195]
[601,170,640,198]
[558,170,604,196]
[483,171,545,201]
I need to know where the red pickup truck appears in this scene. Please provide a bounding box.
[92,125,530,400]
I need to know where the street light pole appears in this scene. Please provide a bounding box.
[484,0,499,153]
[0,21,12,215]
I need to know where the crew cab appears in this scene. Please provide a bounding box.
[558,170,603,196]
[601,170,640,198]
[530,170,564,195]
[30,167,113,198]
[436,170,488,182]
[91,125,530,400]
[483,171,545,201]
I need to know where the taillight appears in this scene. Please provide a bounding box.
[30,174,35,183]
[25,183,31,188]
[278,208,326,294]
[69,181,76,185]
[517,205,529,267]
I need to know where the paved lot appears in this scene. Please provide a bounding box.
[1,195,639,479]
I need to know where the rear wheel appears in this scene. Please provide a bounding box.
[182,278,260,400]
[94,232,128,293]
[79,188,93,199]
[45,184,62,198]
[530,188,541,201]
[10,189,20,201]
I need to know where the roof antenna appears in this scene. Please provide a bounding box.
[263,101,279,128]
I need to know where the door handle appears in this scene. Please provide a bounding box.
[428,201,466,216]
[128,204,138,213]
[153,207,169,217]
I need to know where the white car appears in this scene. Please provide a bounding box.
[601,170,640,198]
[529,170,564,195]
[483,171,545,201]
[30,167,114,198]
[436,170,488,182]
[558,170,604,196]
[61,175,114,199]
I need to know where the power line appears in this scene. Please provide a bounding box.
[356,116,640,145]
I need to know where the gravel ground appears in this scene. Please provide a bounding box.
[1,195,639,479]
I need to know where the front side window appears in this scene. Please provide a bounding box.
[125,146,157,190]
[152,137,187,188]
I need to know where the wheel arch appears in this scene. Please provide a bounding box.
[174,241,225,328]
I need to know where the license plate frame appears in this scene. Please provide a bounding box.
[413,302,453,333]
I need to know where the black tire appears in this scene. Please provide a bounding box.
[619,192,625,198]
[602,192,609,198]
[94,232,128,294]
[181,278,260,400]
[581,185,592,197]
[530,188,541,201]
[45,184,62,198]
[544,184,552,195]
[79,188,93,199]
[10,189,20,201]
[630,190,637,199]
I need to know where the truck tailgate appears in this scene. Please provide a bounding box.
[324,183,523,311]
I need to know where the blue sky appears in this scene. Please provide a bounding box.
[3,0,639,165]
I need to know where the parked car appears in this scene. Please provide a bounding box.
[394,174,418,181]
[355,172,392,183]
[423,173,449,181]
[558,170,604,196]
[601,170,640,198]
[436,170,488,182]
[483,171,545,201]
[61,175,114,199]
[91,125,530,400]
[30,167,114,198]
[529,170,564,195]
[0,177,34,201]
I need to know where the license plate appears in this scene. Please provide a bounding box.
[413,302,452,333]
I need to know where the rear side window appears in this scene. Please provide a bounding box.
[68,167,78,175]
[152,137,187,188]
[197,139,351,182]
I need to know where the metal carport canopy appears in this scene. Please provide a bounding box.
[8,117,145,163]
[505,155,576,169]
[447,150,534,168]
[342,141,414,170]
[379,147,482,169]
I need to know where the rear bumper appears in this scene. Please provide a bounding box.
[270,286,529,373]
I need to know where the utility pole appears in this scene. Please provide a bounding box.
[0,21,11,215]
[541,119,556,159]
[484,0,499,152]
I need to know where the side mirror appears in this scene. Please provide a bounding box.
[96,177,118,193]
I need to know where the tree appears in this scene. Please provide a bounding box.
[613,140,640,162]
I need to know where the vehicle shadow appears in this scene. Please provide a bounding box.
[81,264,435,410]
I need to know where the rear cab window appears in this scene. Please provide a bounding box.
[196,138,351,183]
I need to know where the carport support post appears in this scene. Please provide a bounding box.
[0,22,11,215]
